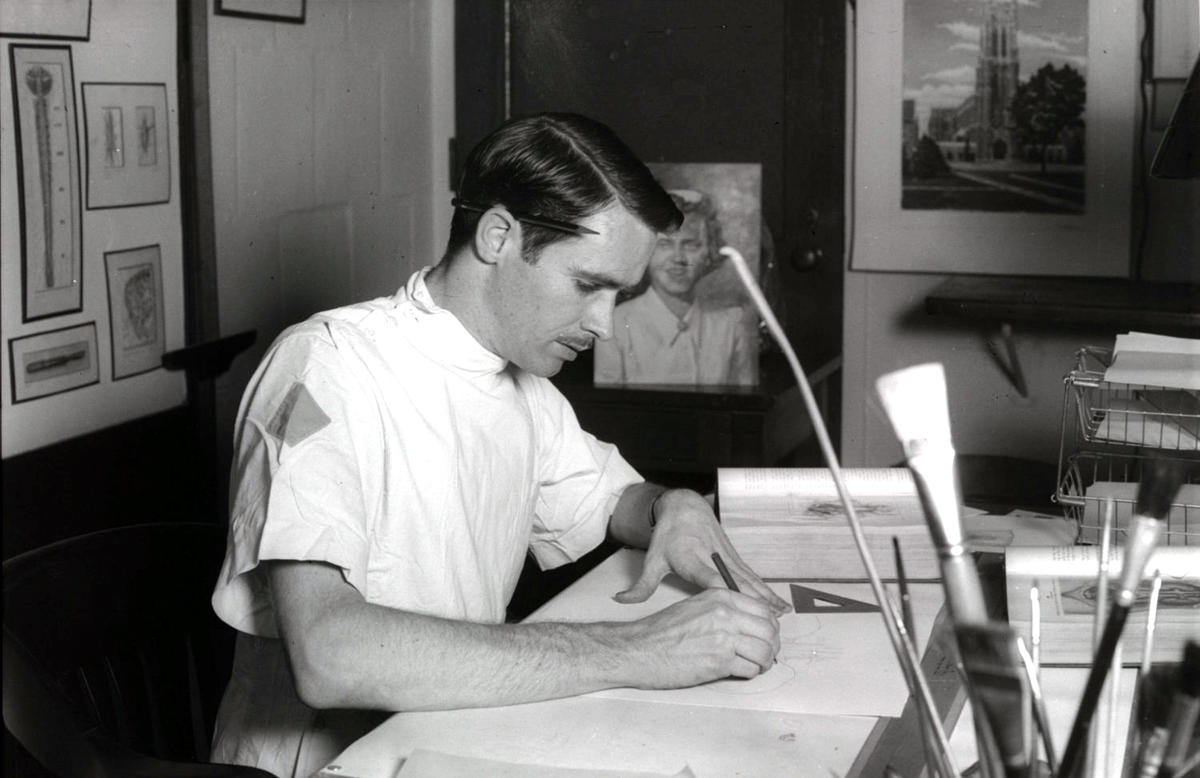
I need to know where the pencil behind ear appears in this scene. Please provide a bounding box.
[472,206,520,265]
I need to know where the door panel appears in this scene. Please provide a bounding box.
[456,0,844,379]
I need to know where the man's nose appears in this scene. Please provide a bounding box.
[581,291,616,341]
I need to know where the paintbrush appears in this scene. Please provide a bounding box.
[874,363,989,627]
[877,363,1040,777]
[1017,636,1057,774]
[723,247,959,778]
[955,622,1036,778]
[1059,458,1187,777]
[1157,640,1200,778]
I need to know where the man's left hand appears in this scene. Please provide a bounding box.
[614,489,789,614]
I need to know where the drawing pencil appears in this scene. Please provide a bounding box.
[711,552,740,593]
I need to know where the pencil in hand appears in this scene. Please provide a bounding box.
[711,552,740,592]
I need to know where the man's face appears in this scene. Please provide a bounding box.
[647,212,709,302]
[489,204,657,377]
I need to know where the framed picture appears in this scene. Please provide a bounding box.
[9,44,84,322]
[9,322,99,404]
[594,162,762,390]
[0,0,92,41]
[851,1,1137,276]
[104,244,164,380]
[215,0,306,24]
[81,82,171,209]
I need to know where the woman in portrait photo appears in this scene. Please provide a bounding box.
[595,188,755,387]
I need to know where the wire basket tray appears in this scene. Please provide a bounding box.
[1055,347,1200,546]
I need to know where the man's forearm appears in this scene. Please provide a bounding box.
[288,596,645,711]
[268,559,666,713]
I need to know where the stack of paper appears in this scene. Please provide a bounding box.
[1104,331,1200,391]
[1006,545,1200,666]
[1088,395,1200,451]
[1079,481,1200,546]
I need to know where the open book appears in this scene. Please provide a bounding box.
[717,468,942,580]
[1006,545,1200,666]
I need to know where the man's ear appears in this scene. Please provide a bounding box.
[472,207,522,265]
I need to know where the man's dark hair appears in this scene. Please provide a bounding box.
[447,113,682,262]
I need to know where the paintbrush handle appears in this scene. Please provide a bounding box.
[939,551,990,626]
[1059,604,1132,777]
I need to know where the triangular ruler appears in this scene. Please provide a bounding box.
[789,584,881,614]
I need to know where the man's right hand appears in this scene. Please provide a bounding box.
[612,588,781,689]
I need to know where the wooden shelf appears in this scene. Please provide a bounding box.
[925,277,1200,335]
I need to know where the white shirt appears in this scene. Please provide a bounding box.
[594,287,755,386]
[210,268,641,776]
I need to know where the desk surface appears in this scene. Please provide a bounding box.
[323,549,1133,778]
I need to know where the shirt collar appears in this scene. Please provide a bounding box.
[398,268,508,376]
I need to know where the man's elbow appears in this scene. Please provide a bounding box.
[285,632,359,710]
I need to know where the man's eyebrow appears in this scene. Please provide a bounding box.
[574,269,632,291]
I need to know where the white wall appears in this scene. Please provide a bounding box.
[207,0,454,479]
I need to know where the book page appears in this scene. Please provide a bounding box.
[1005,545,1200,665]
[718,468,925,527]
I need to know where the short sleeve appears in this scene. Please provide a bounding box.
[524,377,643,569]
[212,326,379,637]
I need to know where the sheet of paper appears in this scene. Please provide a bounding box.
[1114,332,1200,356]
[962,510,1078,553]
[323,695,879,778]
[1091,397,1200,450]
[526,550,942,718]
[393,749,695,778]
[1104,351,1200,391]
[1080,482,1200,546]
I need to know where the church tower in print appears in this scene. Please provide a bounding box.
[975,0,1020,161]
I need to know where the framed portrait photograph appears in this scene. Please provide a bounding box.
[82,82,171,209]
[104,244,164,379]
[9,322,99,404]
[851,0,1137,276]
[215,0,306,24]
[593,162,762,391]
[0,0,92,41]
[9,44,84,322]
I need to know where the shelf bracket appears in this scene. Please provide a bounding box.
[983,322,1028,398]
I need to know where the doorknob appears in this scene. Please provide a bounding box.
[790,207,824,271]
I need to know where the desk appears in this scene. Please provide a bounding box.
[323,549,1135,778]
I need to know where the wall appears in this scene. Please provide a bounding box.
[841,6,1200,470]
[0,0,188,457]
[207,0,454,488]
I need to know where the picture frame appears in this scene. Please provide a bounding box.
[9,322,99,404]
[9,44,84,322]
[0,0,92,41]
[82,82,171,209]
[215,0,306,24]
[850,1,1137,277]
[104,244,164,380]
[593,162,762,390]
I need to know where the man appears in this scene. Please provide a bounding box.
[594,188,755,387]
[210,113,785,777]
